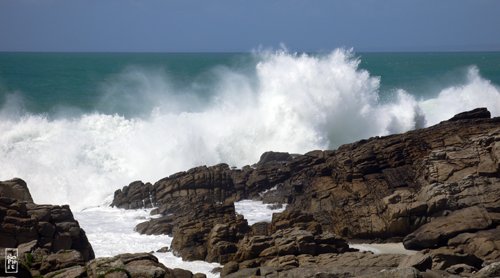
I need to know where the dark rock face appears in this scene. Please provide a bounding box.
[112,180,156,209]
[233,226,349,264]
[0,188,94,261]
[136,214,175,235]
[0,178,95,277]
[448,107,491,121]
[110,109,500,278]
[0,178,33,202]
[287,118,499,240]
[171,203,249,263]
[257,151,293,165]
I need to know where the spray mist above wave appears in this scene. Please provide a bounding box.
[0,49,499,209]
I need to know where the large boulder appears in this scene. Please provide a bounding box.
[86,253,206,278]
[171,203,249,263]
[474,262,500,278]
[447,226,500,263]
[257,151,293,165]
[39,249,84,274]
[0,178,33,202]
[427,247,483,271]
[111,180,156,209]
[403,206,493,250]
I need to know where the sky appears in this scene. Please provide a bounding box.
[1,0,500,52]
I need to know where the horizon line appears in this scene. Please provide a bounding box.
[1,49,500,54]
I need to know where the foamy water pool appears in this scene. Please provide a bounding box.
[349,243,417,255]
[234,199,287,225]
[74,206,221,278]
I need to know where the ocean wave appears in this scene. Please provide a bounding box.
[0,49,499,209]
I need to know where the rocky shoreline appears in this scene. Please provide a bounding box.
[1,108,499,277]
[0,178,208,277]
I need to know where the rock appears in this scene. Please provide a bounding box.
[111,181,156,209]
[206,221,244,264]
[172,268,194,278]
[448,107,491,121]
[447,226,500,263]
[403,206,493,250]
[112,164,238,212]
[40,250,84,274]
[86,252,197,278]
[224,267,259,278]
[171,203,249,262]
[446,263,477,276]
[250,222,270,236]
[474,262,500,278]
[257,151,293,165]
[0,178,33,202]
[398,252,433,272]
[44,265,86,278]
[18,239,38,255]
[156,246,171,253]
[0,190,94,262]
[358,267,422,278]
[221,261,239,276]
[428,247,483,271]
[136,215,175,235]
[232,212,349,265]
[224,252,407,277]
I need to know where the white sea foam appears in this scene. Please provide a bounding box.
[348,243,417,255]
[74,206,221,277]
[0,49,499,209]
[234,199,286,225]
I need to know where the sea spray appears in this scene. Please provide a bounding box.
[0,49,499,209]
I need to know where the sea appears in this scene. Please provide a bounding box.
[1,50,499,275]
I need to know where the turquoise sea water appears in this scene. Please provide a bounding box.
[0,49,499,208]
[1,51,499,115]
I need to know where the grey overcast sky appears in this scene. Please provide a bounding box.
[1,0,500,52]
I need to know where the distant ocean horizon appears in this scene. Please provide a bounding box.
[0,49,499,209]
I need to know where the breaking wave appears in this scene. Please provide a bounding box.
[0,49,499,209]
